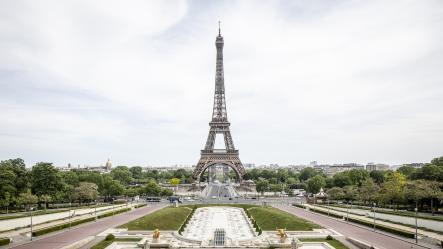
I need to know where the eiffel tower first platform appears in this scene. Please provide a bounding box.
[192,26,246,183]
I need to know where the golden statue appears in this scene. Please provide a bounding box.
[276,228,287,242]
[153,229,160,240]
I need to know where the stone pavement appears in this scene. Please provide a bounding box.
[303,203,443,242]
[275,204,440,249]
[6,203,166,249]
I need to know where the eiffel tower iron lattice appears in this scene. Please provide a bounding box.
[192,26,246,182]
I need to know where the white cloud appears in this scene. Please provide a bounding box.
[0,0,442,167]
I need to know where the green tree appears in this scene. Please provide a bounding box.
[39,194,52,211]
[380,172,406,209]
[142,182,162,196]
[299,167,318,181]
[62,171,79,187]
[256,179,270,195]
[307,175,326,194]
[348,169,369,186]
[73,182,99,204]
[16,191,38,210]
[397,166,416,179]
[369,170,385,184]
[161,188,173,197]
[326,187,345,201]
[31,162,63,199]
[358,178,379,204]
[103,175,125,199]
[0,158,29,194]
[111,166,133,185]
[129,166,143,179]
[0,167,16,213]
[333,173,352,187]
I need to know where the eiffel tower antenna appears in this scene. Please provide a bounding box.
[193,26,245,183]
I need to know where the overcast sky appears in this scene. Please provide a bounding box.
[1,0,442,167]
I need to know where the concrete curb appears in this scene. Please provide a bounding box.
[59,236,94,249]
[346,237,380,249]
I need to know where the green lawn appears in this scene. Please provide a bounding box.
[91,238,141,249]
[248,206,322,231]
[119,207,191,230]
[299,238,349,249]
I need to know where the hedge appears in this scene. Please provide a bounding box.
[178,205,197,235]
[0,237,11,246]
[244,208,262,235]
[134,203,147,209]
[33,207,132,236]
[309,207,344,219]
[345,216,415,239]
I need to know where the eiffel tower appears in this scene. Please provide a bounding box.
[192,25,246,182]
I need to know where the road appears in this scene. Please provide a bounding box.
[276,204,438,249]
[9,203,166,249]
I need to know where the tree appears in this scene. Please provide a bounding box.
[358,178,379,204]
[31,162,63,199]
[369,170,385,184]
[397,166,416,178]
[62,171,79,187]
[0,167,16,213]
[307,175,326,194]
[111,166,133,185]
[125,188,139,199]
[73,182,99,204]
[347,169,369,186]
[327,187,345,201]
[161,188,173,197]
[103,175,125,200]
[142,182,162,197]
[256,180,270,195]
[129,166,143,179]
[16,191,38,210]
[380,172,406,209]
[299,167,318,181]
[343,185,357,202]
[333,173,352,187]
[0,158,29,194]
[39,194,52,211]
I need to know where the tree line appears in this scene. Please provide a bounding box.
[0,159,184,213]
[250,156,443,213]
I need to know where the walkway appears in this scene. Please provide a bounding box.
[275,204,439,249]
[8,203,166,249]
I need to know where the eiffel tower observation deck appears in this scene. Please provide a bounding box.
[192,24,246,182]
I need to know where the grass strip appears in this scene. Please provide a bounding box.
[0,237,11,246]
[119,207,191,230]
[299,238,349,249]
[32,207,132,236]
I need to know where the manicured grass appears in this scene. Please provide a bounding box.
[300,238,349,249]
[91,238,141,249]
[248,206,322,231]
[119,207,191,230]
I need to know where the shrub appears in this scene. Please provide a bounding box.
[0,237,11,246]
[326,235,333,240]
[105,234,115,241]
[134,203,147,209]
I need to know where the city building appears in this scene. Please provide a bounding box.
[366,163,390,171]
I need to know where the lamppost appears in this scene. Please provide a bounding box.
[372,202,376,231]
[327,198,330,217]
[30,207,34,241]
[69,202,72,230]
[95,200,97,222]
[415,204,418,244]
[346,201,349,223]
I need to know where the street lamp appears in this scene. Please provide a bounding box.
[327,198,330,217]
[30,207,34,241]
[95,200,98,222]
[372,202,376,231]
[346,201,349,223]
[68,202,72,230]
[415,205,418,244]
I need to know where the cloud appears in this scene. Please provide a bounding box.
[0,0,442,167]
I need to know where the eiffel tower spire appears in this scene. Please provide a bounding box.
[212,23,227,122]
